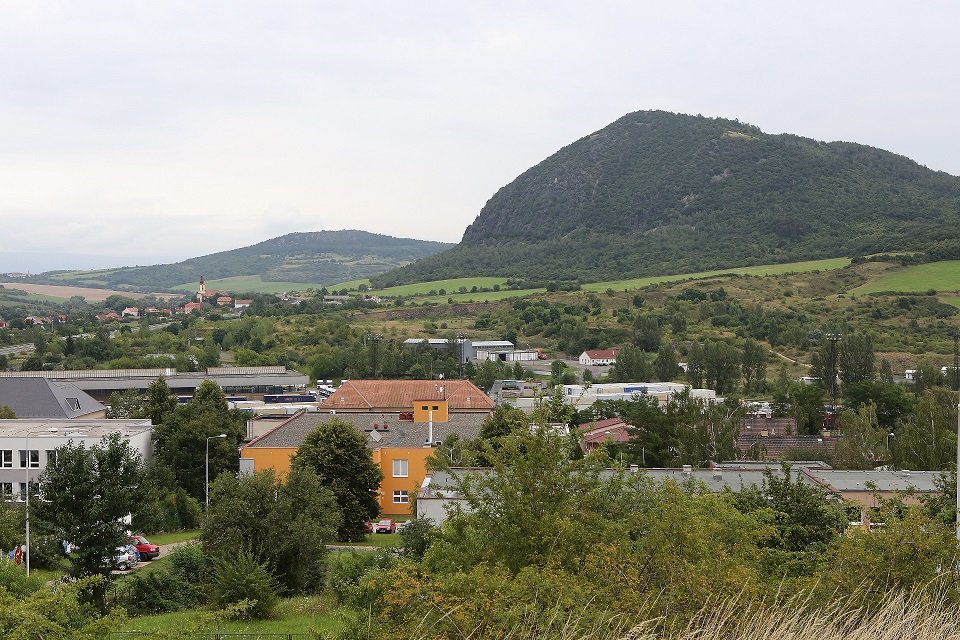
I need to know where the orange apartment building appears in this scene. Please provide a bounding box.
[239,379,494,516]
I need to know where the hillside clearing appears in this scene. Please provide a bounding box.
[582,257,852,292]
[851,260,960,294]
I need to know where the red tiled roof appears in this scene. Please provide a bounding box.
[583,349,618,359]
[578,417,627,433]
[325,379,494,411]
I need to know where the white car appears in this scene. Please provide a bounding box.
[114,544,139,571]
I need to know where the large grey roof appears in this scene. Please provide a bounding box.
[0,378,104,418]
[244,411,489,450]
[419,465,941,499]
[805,469,940,493]
[0,367,309,392]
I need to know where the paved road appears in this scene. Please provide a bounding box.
[112,540,194,575]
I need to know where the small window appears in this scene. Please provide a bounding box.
[392,490,409,504]
[0,450,11,468]
[66,398,81,411]
[421,405,429,411]
[432,405,439,411]
[392,459,409,478]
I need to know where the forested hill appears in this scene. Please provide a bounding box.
[373,110,960,286]
[41,231,452,290]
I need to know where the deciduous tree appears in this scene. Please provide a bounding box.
[291,419,382,542]
[34,434,145,584]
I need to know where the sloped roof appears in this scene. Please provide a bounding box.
[242,411,488,450]
[582,349,619,359]
[0,378,105,418]
[324,379,494,411]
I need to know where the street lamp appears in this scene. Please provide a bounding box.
[24,426,58,577]
[205,433,228,511]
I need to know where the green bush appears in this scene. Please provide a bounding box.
[398,519,436,560]
[135,489,202,533]
[212,551,278,620]
[123,568,196,614]
[120,543,212,614]
[325,550,396,605]
[0,558,44,597]
[28,534,67,570]
[168,542,214,584]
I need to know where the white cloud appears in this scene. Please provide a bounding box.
[1,1,959,270]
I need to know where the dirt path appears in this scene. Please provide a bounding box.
[772,350,811,368]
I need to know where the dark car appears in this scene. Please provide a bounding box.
[374,519,396,533]
[128,534,160,560]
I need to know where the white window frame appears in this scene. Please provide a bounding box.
[0,482,12,497]
[0,450,12,468]
[19,450,39,469]
[392,490,409,504]
[392,459,409,478]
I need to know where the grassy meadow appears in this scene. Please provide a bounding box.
[852,260,960,294]
[582,257,852,292]
[115,594,344,635]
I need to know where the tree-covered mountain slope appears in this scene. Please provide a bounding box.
[43,231,452,290]
[374,110,960,286]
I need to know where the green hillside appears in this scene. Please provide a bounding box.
[40,231,452,291]
[374,110,960,286]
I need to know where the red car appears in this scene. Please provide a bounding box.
[374,519,396,533]
[128,534,160,560]
[363,521,374,534]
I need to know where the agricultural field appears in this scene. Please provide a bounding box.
[418,287,548,304]
[582,257,852,292]
[852,260,960,295]
[0,282,177,302]
[326,278,372,291]
[172,275,328,295]
[374,276,512,297]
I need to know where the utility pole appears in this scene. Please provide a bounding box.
[952,330,959,392]
[456,332,466,379]
[367,333,383,378]
[825,333,842,426]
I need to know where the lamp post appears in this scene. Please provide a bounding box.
[25,426,58,577]
[205,433,228,511]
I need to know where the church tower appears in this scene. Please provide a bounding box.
[197,276,206,303]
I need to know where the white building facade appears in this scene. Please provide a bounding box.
[0,419,153,499]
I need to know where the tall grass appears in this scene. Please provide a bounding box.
[404,590,960,640]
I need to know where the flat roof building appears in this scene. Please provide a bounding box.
[0,418,153,498]
[0,366,309,402]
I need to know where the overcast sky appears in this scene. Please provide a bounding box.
[2,1,959,272]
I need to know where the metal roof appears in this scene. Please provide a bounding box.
[242,411,488,450]
[0,378,104,418]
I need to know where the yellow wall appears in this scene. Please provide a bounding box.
[241,444,435,517]
[413,400,448,423]
[241,447,297,481]
[377,447,435,516]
